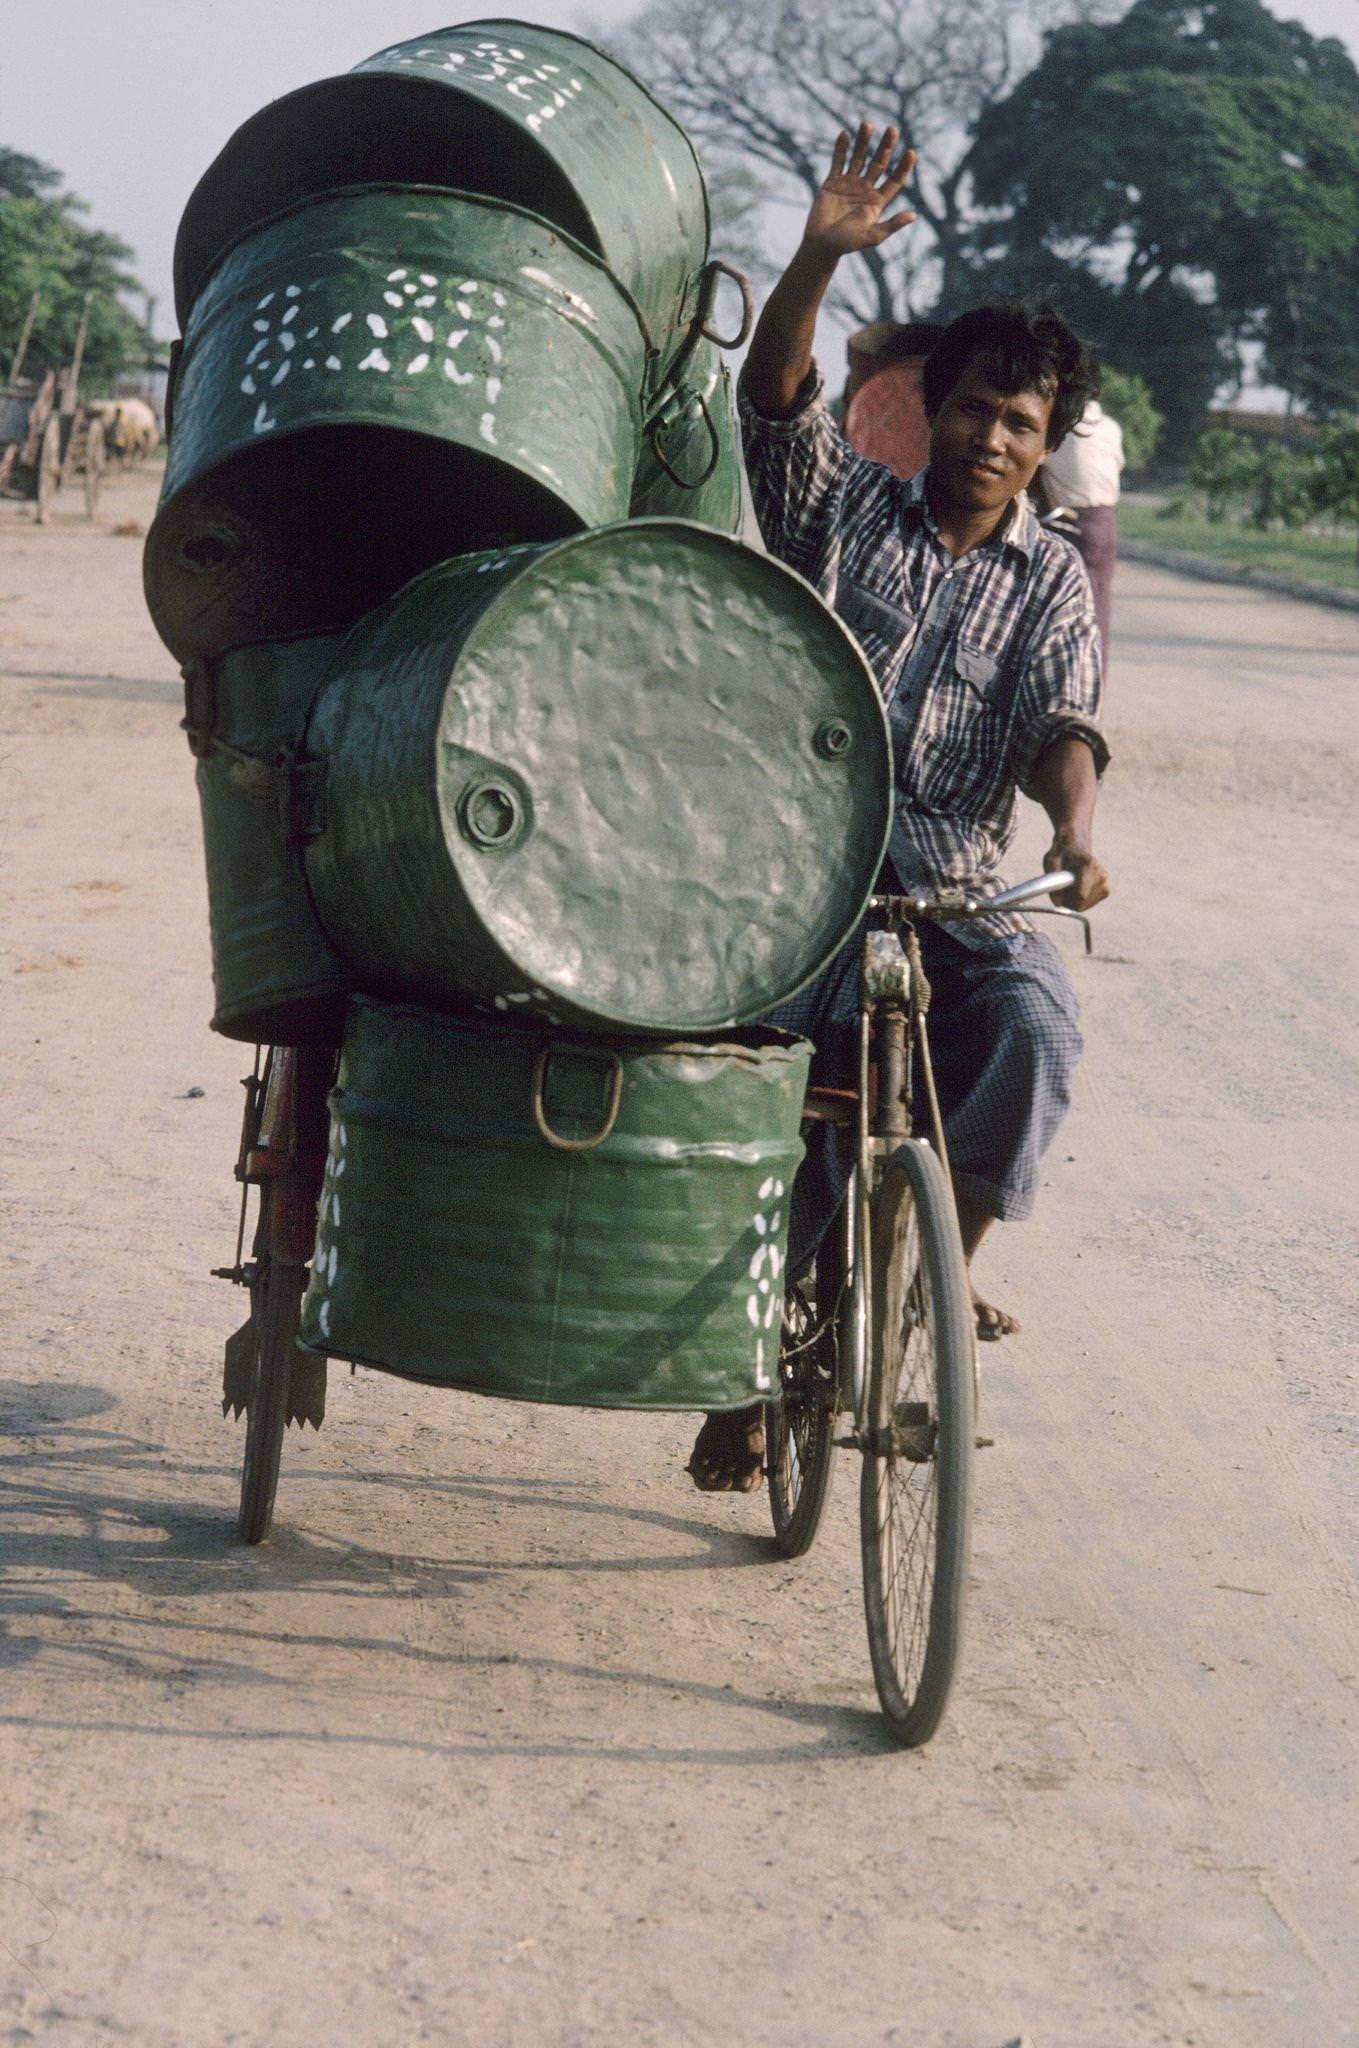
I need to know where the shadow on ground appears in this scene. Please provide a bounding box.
[0,1381,896,1765]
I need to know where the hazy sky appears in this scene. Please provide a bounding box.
[4,0,1357,344]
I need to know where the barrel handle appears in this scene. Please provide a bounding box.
[531,1046,624,1153]
[645,392,721,490]
[700,261,755,350]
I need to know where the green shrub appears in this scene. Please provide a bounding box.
[1100,368,1163,472]
[1247,443,1314,531]
[1309,418,1359,561]
[1188,427,1257,522]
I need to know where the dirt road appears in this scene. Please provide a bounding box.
[2,467,1356,2048]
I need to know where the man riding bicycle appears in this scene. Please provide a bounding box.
[689,123,1111,1493]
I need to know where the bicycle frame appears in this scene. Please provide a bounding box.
[803,920,936,1442]
[804,870,1081,1438]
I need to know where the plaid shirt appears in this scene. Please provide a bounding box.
[740,367,1109,943]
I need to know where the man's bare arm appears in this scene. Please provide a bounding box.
[1029,736,1110,912]
[743,124,917,419]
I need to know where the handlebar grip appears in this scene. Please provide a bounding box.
[983,870,1074,912]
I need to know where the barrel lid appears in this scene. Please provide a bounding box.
[174,20,709,346]
[430,518,890,1033]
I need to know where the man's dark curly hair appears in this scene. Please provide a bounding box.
[921,301,1099,450]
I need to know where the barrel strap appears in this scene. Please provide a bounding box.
[180,659,216,758]
[180,661,325,841]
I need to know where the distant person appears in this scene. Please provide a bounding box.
[1031,397,1124,676]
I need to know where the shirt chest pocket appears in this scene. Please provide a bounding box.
[916,640,1017,811]
[836,579,913,682]
[947,635,1021,717]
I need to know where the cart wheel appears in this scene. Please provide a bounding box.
[34,417,61,524]
[83,418,105,519]
[859,1140,975,1747]
[767,1232,841,1558]
[237,1215,305,1545]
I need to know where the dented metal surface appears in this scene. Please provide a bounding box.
[298,1000,810,1410]
[145,188,648,662]
[172,18,709,375]
[301,518,891,1035]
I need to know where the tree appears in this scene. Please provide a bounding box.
[1,150,146,389]
[607,0,1116,331]
[964,0,1359,432]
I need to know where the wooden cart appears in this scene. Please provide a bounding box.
[0,292,106,522]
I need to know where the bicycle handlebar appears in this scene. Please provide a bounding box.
[871,871,1075,920]
[870,870,1096,953]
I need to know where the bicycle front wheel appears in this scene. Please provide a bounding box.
[859,1140,975,1747]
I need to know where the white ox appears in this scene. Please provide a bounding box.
[91,397,160,464]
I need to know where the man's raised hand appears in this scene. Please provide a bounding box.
[803,124,917,258]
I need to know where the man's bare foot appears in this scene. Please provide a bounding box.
[953,1196,1019,1340]
[686,1404,765,1493]
[973,1289,1020,1341]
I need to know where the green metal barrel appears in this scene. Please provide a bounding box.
[301,519,890,1035]
[187,635,353,1046]
[632,343,743,534]
[173,20,709,381]
[298,1000,810,1410]
[145,187,649,663]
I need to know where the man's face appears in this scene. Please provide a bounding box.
[927,355,1054,517]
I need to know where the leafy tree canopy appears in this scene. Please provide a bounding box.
[965,0,1359,427]
[1,149,147,390]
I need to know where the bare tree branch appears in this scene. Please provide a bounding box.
[601,0,1122,321]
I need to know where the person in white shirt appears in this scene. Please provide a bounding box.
[1031,397,1124,678]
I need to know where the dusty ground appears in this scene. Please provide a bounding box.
[2,465,1356,2048]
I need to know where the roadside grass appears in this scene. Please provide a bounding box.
[1120,497,1359,593]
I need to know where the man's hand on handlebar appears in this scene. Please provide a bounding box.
[1043,835,1109,912]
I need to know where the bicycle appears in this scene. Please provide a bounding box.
[766,870,1094,1746]
[213,871,1092,1747]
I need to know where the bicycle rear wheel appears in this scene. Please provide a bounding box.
[859,1139,975,1747]
[766,1231,841,1558]
[237,1214,304,1545]
[231,1045,330,1544]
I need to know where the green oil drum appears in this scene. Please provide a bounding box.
[632,344,743,534]
[297,1000,810,1410]
[145,187,649,663]
[187,634,353,1046]
[301,518,890,1035]
[173,20,709,380]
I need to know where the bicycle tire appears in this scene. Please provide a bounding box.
[859,1139,975,1747]
[766,1231,841,1557]
[237,1203,304,1545]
